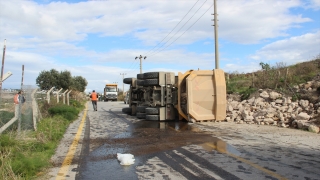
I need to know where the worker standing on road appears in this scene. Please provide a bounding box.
[90,90,98,111]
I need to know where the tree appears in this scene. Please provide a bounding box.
[36,69,88,92]
[59,70,73,90]
[36,69,59,90]
[72,76,88,92]
[259,62,270,71]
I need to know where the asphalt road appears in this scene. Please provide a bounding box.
[46,101,320,180]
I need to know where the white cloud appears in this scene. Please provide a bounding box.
[219,0,311,44]
[250,30,320,64]
[0,0,313,46]
[0,0,318,91]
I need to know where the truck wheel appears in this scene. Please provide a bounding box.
[136,112,146,119]
[144,79,159,86]
[145,107,159,115]
[146,115,159,121]
[136,106,147,113]
[143,72,159,79]
[137,73,144,79]
[122,107,132,114]
[137,79,144,86]
[123,78,133,84]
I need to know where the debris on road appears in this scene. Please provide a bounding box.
[117,153,135,165]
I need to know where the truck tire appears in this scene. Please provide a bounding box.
[137,79,144,86]
[145,107,159,115]
[123,78,133,84]
[136,112,146,119]
[143,72,159,79]
[122,107,132,114]
[144,79,159,86]
[146,115,159,121]
[136,106,147,113]
[137,73,144,79]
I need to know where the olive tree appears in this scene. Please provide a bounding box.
[36,69,88,92]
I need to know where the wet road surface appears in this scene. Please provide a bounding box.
[55,101,320,180]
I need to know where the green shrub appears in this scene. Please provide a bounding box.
[240,87,257,101]
[48,104,79,121]
[70,99,83,108]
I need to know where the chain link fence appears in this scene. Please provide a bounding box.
[0,86,87,134]
[0,85,38,134]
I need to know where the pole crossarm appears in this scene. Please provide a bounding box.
[135,55,147,74]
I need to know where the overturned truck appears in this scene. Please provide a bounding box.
[122,69,227,122]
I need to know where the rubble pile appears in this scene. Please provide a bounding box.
[225,76,320,134]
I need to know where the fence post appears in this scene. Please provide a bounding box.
[67,90,72,106]
[31,88,38,131]
[47,87,54,104]
[63,89,68,104]
[56,88,63,103]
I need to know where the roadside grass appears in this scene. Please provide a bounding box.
[0,100,86,179]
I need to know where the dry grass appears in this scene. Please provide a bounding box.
[227,58,320,99]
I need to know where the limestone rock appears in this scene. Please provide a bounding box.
[308,125,320,133]
[269,91,282,100]
[260,91,269,99]
[296,112,311,120]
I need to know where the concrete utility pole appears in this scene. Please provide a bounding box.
[120,73,126,92]
[135,55,147,74]
[212,0,219,69]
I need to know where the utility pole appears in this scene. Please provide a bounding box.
[212,0,219,69]
[135,55,147,74]
[0,39,6,96]
[120,73,126,93]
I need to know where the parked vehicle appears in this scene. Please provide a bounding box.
[122,70,226,122]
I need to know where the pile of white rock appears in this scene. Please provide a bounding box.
[225,89,320,134]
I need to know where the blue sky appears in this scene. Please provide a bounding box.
[0,0,319,93]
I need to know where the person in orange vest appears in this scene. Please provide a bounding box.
[90,90,98,111]
[14,91,22,118]
[14,91,21,105]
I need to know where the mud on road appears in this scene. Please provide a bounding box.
[45,102,320,180]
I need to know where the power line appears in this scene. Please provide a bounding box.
[123,0,209,74]
[145,0,200,56]
[150,4,213,57]
[148,0,208,56]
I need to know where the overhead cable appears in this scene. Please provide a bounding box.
[148,0,208,56]
[145,0,200,56]
[150,4,213,57]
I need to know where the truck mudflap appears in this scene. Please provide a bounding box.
[179,69,226,121]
